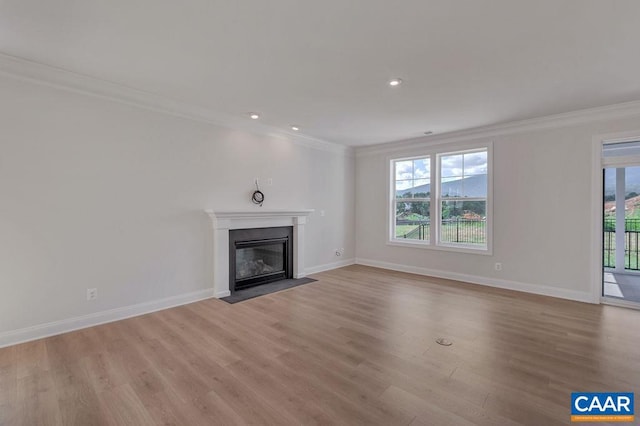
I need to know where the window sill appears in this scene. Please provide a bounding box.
[387,239,492,255]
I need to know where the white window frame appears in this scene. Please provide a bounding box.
[388,143,493,255]
[390,155,433,245]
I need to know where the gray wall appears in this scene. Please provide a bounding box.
[0,74,355,338]
[355,114,640,301]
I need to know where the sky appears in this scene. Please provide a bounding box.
[604,166,640,197]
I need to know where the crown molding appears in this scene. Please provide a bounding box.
[0,52,352,156]
[6,51,637,159]
[356,100,640,157]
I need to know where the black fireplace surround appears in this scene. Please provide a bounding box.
[229,226,293,292]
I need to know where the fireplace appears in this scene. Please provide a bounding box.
[205,210,313,298]
[229,226,293,291]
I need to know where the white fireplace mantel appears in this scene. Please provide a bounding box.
[205,209,314,298]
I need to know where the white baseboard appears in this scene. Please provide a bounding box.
[214,290,231,298]
[0,258,595,348]
[305,258,355,275]
[355,258,596,304]
[0,288,214,349]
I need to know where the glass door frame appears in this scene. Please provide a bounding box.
[594,132,640,309]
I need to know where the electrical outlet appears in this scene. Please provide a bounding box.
[267,178,273,186]
[87,288,98,301]
[494,262,502,271]
[320,210,325,217]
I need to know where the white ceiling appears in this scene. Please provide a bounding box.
[1,0,640,146]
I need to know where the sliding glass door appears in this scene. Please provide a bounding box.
[602,141,640,305]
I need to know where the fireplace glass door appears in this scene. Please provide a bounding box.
[229,226,293,292]
[235,241,286,282]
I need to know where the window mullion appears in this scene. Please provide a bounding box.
[432,153,438,245]
[442,197,486,202]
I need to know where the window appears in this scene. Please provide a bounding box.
[390,146,490,252]
[393,157,431,241]
[438,149,488,247]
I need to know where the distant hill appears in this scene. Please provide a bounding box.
[398,174,487,198]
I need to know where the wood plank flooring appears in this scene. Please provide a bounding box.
[1,265,639,425]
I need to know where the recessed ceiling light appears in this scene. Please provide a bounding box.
[249,113,260,120]
[389,78,403,87]
[291,125,300,131]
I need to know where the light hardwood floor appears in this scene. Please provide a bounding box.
[1,265,639,425]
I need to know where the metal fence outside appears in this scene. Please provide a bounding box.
[440,218,486,244]
[603,217,640,270]
[403,223,428,239]
[398,218,486,244]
